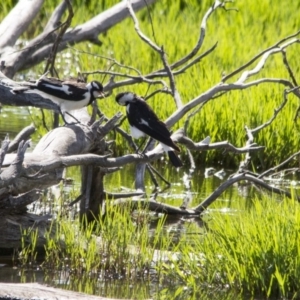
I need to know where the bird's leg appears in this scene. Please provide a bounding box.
[60,110,81,126]
[135,137,148,154]
[141,137,154,154]
[37,70,50,82]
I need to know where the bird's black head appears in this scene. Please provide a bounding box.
[115,92,135,106]
[87,81,104,102]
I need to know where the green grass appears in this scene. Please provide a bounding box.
[163,194,300,299]
[19,190,300,299]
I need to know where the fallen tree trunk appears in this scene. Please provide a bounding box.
[0,112,122,249]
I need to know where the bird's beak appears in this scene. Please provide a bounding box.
[97,92,106,99]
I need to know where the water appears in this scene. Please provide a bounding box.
[0,105,32,141]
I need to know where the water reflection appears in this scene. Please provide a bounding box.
[0,106,31,141]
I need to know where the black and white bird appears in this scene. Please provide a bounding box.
[115,92,183,168]
[13,74,104,123]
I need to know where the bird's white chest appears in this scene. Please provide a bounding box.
[130,126,145,139]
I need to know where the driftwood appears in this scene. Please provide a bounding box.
[0,282,119,300]
[0,111,123,248]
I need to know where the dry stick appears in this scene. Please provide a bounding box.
[144,88,172,100]
[165,40,300,130]
[251,89,289,135]
[281,50,300,121]
[126,0,160,53]
[263,167,299,181]
[112,171,298,215]
[160,47,182,108]
[80,43,216,90]
[126,0,183,108]
[235,39,300,85]
[70,47,145,77]
[0,134,10,171]
[195,173,300,214]
[222,29,300,82]
[258,150,300,179]
[44,0,74,75]
[7,124,35,153]
[176,131,264,153]
[104,191,144,200]
[174,42,218,74]
[282,50,298,86]
[168,0,233,71]
[80,41,215,91]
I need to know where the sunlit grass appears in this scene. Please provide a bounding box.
[163,194,300,299]
[19,189,300,299]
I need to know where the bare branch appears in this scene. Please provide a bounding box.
[44,0,74,75]
[169,0,230,70]
[165,77,298,128]
[174,129,264,153]
[222,29,300,82]
[195,173,299,214]
[258,150,300,179]
[251,88,289,134]
[126,0,160,52]
[1,0,157,77]
[7,124,36,153]
[0,0,44,51]
[0,135,10,171]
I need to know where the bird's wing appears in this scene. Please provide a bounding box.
[35,78,88,101]
[127,99,180,151]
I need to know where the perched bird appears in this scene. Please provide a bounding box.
[12,74,104,124]
[115,92,183,167]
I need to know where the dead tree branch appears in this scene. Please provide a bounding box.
[0,0,157,78]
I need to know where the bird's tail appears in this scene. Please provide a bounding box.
[168,151,183,167]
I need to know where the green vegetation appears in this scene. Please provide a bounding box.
[19,191,300,299]
[2,0,300,299]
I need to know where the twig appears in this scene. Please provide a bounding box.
[160,47,182,108]
[174,128,264,153]
[0,134,10,171]
[127,0,182,107]
[169,0,231,70]
[7,124,35,153]
[195,173,300,213]
[126,0,160,52]
[282,50,298,86]
[222,29,300,82]
[44,0,74,75]
[251,88,289,134]
[258,150,300,179]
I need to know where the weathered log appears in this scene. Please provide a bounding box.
[0,112,122,249]
[0,282,119,300]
